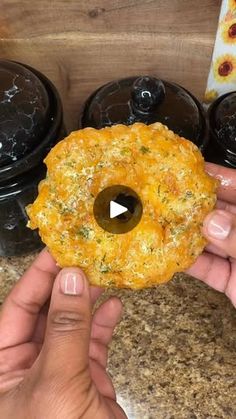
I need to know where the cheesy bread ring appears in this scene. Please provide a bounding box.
[27,123,218,289]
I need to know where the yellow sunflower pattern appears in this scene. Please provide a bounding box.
[204,89,219,104]
[221,16,236,44]
[205,0,236,103]
[213,54,236,82]
[229,0,236,11]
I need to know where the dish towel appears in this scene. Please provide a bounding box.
[205,0,236,103]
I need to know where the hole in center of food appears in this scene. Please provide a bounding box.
[114,193,138,220]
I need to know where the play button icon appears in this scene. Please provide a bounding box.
[93,185,143,234]
[110,201,128,219]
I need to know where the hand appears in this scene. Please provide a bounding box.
[187,162,236,308]
[0,249,126,419]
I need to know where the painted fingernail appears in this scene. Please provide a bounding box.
[60,270,84,295]
[207,213,232,240]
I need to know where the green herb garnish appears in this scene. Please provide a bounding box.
[121,147,130,155]
[185,191,193,198]
[140,146,150,154]
[100,265,111,273]
[78,226,92,240]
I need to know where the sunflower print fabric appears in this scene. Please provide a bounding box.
[205,0,236,103]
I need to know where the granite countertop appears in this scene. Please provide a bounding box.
[0,253,236,419]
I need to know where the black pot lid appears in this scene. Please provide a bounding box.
[0,60,50,167]
[210,91,236,154]
[80,75,206,148]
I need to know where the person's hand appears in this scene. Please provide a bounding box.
[0,249,126,418]
[187,162,236,308]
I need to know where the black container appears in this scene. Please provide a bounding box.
[79,75,207,151]
[205,91,236,168]
[0,60,65,256]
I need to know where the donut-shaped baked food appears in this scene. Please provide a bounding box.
[27,123,218,289]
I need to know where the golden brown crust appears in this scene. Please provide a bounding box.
[27,123,218,289]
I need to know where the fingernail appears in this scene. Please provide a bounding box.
[207,213,232,240]
[60,270,84,295]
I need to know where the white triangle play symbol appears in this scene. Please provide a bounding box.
[110,200,128,219]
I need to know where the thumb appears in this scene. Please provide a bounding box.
[203,210,236,258]
[40,267,92,380]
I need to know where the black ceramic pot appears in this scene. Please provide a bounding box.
[205,91,236,168]
[0,60,65,256]
[79,75,207,151]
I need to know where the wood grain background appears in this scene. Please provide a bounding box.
[0,0,221,130]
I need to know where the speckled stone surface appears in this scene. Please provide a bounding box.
[0,253,236,419]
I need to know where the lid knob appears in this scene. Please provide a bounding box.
[131,76,165,113]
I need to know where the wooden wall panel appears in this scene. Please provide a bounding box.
[0,1,221,131]
[0,0,221,38]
